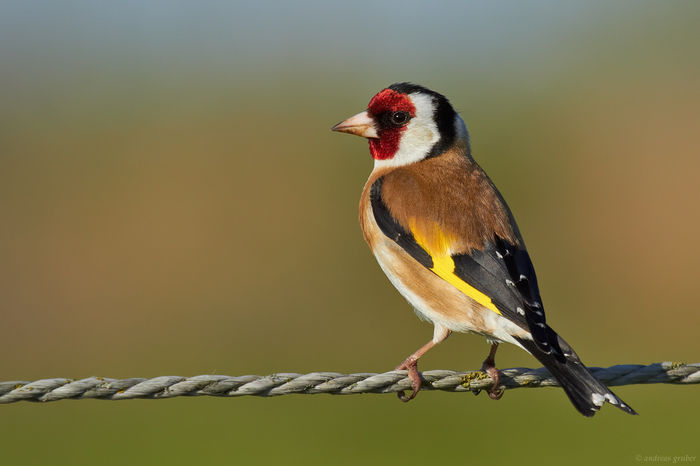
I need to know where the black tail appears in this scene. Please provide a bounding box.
[515,333,637,417]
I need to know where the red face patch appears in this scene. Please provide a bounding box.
[366,89,416,160]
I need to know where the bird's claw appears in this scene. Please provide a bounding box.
[486,385,505,400]
[396,358,422,402]
[481,362,504,401]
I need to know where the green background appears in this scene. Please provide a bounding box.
[1,1,698,464]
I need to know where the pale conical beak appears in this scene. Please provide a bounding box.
[331,111,378,139]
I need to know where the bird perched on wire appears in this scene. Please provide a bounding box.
[331,83,636,417]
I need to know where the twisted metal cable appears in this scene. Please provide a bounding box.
[0,362,697,404]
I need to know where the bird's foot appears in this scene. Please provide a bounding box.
[476,342,504,400]
[395,356,422,402]
[481,361,504,400]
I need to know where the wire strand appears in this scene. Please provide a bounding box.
[1,362,696,404]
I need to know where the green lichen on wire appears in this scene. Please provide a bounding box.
[0,362,697,404]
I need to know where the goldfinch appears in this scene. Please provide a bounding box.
[332,83,636,417]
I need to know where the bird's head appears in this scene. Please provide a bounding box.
[332,83,468,167]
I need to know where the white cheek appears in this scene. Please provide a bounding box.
[400,125,439,154]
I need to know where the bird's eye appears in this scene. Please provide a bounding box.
[390,111,410,126]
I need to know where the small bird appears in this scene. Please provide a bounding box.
[332,83,636,417]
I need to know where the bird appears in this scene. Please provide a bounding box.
[331,82,636,417]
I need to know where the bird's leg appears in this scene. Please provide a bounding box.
[481,342,504,400]
[395,325,451,402]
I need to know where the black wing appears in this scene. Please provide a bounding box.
[453,238,565,361]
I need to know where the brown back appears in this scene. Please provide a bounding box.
[374,147,519,255]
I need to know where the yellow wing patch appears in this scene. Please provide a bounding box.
[408,218,502,315]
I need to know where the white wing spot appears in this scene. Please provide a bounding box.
[591,393,605,406]
[516,307,525,316]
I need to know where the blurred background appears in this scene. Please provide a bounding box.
[1,1,699,464]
